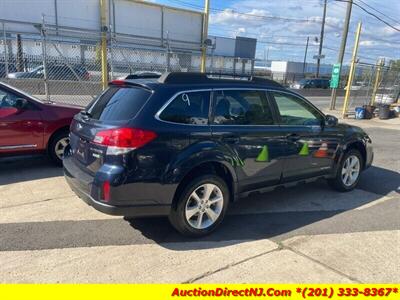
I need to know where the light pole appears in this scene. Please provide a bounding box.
[303,37,309,75]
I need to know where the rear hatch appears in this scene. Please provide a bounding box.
[69,85,152,174]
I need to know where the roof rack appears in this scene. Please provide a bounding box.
[158,72,282,87]
[125,72,161,80]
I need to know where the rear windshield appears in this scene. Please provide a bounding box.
[86,86,151,121]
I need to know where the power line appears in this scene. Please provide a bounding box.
[210,24,312,41]
[356,0,400,25]
[168,0,322,24]
[323,22,398,44]
[171,0,400,40]
[167,0,396,62]
[257,40,319,47]
[210,22,397,52]
[334,0,400,32]
[208,25,316,40]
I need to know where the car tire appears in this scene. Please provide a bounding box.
[48,130,70,166]
[169,175,229,237]
[328,149,363,192]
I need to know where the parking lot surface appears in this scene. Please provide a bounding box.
[1,124,399,283]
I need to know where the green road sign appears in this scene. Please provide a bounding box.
[330,63,341,88]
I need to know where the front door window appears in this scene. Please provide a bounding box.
[272,92,323,126]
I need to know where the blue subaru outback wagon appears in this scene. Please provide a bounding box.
[64,72,373,236]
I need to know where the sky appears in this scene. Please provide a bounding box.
[149,0,400,65]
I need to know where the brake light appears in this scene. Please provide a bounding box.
[102,180,110,202]
[93,128,157,154]
[110,79,126,86]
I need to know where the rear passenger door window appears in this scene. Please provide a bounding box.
[212,90,274,125]
[159,91,210,125]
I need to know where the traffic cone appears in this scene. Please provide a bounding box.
[314,142,329,158]
[299,142,309,156]
[256,145,269,162]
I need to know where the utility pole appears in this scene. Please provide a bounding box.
[342,21,362,118]
[200,0,210,73]
[316,0,327,78]
[330,0,353,110]
[303,36,309,75]
[100,0,108,90]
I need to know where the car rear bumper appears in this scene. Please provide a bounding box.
[63,154,171,217]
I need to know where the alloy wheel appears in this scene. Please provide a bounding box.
[54,137,70,160]
[341,155,360,186]
[185,183,224,229]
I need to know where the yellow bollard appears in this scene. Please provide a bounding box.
[100,0,108,90]
[370,59,384,106]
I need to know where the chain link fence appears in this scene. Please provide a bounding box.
[1,19,398,111]
[0,20,254,107]
[342,61,400,116]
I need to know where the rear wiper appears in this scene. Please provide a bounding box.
[80,111,92,118]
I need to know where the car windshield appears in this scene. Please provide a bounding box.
[0,82,44,103]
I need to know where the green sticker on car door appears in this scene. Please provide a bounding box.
[256,145,269,162]
[299,142,309,156]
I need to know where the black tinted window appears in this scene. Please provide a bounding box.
[213,90,274,125]
[159,91,210,125]
[87,87,151,121]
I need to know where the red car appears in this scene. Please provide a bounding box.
[0,82,81,165]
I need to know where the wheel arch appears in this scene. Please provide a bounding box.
[345,140,367,169]
[171,160,237,209]
[46,125,70,153]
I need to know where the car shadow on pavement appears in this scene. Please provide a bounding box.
[0,155,62,185]
[128,178,399,249]
[1,168,398,252]
[358,166,400,196]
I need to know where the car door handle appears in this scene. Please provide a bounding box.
[286,133,301,141]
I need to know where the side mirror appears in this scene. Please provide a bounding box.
[325,114,338,127]
[15,98,28,110]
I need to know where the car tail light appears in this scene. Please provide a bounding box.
[93,128,157,155]
[110,79,126,86]
[102,180,110,202]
